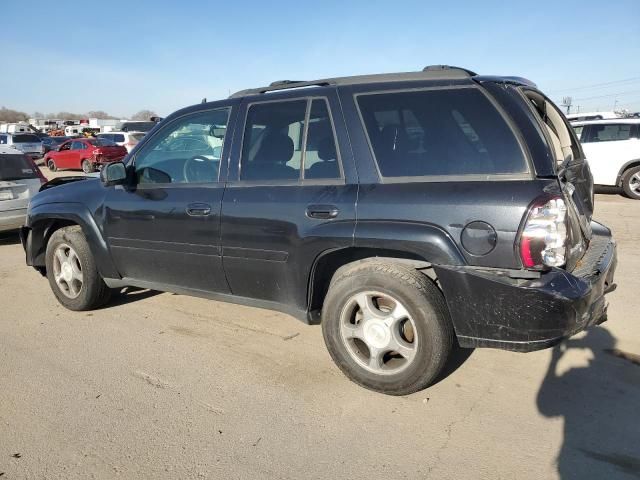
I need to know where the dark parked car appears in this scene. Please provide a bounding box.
[21,66,617,395]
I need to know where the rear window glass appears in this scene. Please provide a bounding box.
[13,134,41,143]
[0,153,38,180]
[356,88,527,177]
[583,124,632,143]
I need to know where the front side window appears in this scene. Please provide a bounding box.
[240,98,341,181]
[134,108,230,185]
[357,88,528,177]
[583,123,632,143]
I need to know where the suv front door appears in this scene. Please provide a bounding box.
[102,103,236,293]
[221,93,357,316]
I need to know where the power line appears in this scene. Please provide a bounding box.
[547,76,640,94]
[571,89,640,101]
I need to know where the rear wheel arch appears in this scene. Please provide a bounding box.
[617,159,640,186]
[307,247,442,322]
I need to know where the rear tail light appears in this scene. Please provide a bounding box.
[519,196,568,269]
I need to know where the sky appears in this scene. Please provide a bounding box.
[1,0,639,118]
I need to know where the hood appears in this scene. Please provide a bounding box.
[30,176,102,209]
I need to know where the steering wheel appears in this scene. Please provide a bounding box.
[183,155,218,183]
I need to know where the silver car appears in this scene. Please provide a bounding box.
[0,132,44,160]
[0,146,45,232]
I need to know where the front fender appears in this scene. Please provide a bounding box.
[24,202,120,279]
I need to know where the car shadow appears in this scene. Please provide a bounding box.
[536,326,640,479]
[431,343,474,386]
[0,231,21,246]
[104,286,161,308]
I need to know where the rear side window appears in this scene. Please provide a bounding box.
[582,124,633,143]
[240,98,341,181]
[0,153,38,180]
[13,134,40,143]
[0,135,7,144]
[113,134,125,142]
[356,88,527,177]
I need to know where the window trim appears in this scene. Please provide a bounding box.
[129,106,233,189]
[354,85,533,183]
[234,95,345,186]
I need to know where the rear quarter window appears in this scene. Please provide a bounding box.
[356,87,528,178]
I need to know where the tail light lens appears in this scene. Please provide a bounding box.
[519,196,568,269]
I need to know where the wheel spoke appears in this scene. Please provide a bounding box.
[354,292,380,320]
[55,248,66,265]
[368,346,385,370]
[388,335,416,361]
[342,322,365,340]
[384,301,409,329]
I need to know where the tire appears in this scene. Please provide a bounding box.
[621,165,640,200]
[45,226,112,311]
[81,159,94,174]
[321,259,454,395]
[47,159,57,172]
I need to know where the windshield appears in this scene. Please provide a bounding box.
[13,134,41,143]
[88,138,117,147]
[0,153,38,180]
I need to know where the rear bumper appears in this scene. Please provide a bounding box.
[0,208,27,232]
[436,222,617,352]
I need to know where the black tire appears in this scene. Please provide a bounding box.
[321,259,454,396]
[45,226,112,311]
[47,159,57,172]
[81,159,94,174]
[621,165,640,200]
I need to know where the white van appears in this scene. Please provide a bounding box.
[572,119,640,199]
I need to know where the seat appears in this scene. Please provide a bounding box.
[306,137,340,179]
[243,132,298,180]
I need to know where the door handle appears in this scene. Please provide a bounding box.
[306,204,339,219]
[186,203,212,216]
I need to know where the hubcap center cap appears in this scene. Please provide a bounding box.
[61,262,73,282]
[364,320,390,349]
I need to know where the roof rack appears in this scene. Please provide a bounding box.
[229,66,477,99]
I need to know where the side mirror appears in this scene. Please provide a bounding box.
[100,162,127,186]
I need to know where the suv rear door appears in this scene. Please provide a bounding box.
[220,91,357,315]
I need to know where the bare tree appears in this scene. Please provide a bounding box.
[0,106,29,123]
[86,110,117,119]
[130,109,158,121]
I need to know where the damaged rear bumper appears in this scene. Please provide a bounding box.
[435,224,617,352]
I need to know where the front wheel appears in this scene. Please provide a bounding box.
[621,166,640,199]
[321,260,453,395]
[45,226,112,310]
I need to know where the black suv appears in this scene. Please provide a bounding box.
[21,66,617,395]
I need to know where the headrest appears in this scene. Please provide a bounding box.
[256,133,294,164]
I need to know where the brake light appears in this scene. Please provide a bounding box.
[519,196,568,269]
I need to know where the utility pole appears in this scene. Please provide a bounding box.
[561,96,573,114]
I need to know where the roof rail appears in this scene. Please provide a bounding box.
[422,65,477,76]
[229,66,479,99]
[230,79,334,99]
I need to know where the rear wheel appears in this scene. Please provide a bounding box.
[47,159,57,172]
[321,259,453,395]
[81,159,94,174]
[45,226,112,311]
[621,166,640,200]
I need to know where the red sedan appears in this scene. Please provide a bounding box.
[44,138,128,173]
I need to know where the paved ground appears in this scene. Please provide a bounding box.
[1,182,639,479]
